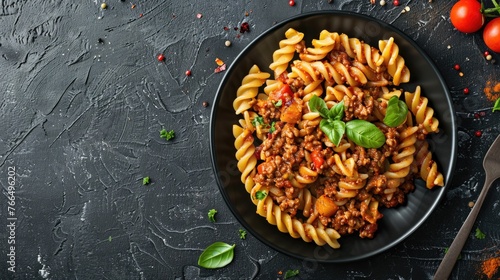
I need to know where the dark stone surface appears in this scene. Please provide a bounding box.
[0,1,498,279]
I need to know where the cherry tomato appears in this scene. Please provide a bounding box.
[450,0,484,33]
[311,150,325,170]
[269,84,294,104]
[483,18,500,53]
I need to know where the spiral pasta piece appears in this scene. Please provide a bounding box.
[415,139,444,189]
[337,33,385,71]
[290,60,367,86]
[405,86,440,133]
[300,30,339,62]
[379,37,410,86]
[233,65,271,115]
[269,28,304,78]
[233,124,257,193]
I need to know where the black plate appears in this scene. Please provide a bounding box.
[209,11,457,263]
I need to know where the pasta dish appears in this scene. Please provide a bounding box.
[232,28,443,248]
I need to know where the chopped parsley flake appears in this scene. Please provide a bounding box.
[208,209,217,222]
[255,190,267,200]
[160,128,175,141]
[239,229,247,240]
[251,116,264,127]
[142,176,150,185]
[475,228,486,239]
[269,122,276,133]
[493,98,500,112]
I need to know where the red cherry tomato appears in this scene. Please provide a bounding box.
[450,0,484,33]
[483,18,500,53]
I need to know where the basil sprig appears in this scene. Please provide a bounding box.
[309,95,386,148]
[383,95,408,127]
[198,242,235,269]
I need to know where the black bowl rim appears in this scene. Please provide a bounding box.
[209,10,457,263]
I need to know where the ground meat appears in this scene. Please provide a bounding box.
[343,89,374,121]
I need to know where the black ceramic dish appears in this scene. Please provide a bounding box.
[210,11,457,263]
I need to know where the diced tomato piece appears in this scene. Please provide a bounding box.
[269,84,293,104]
[311,150,325,170]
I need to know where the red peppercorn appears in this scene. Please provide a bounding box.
[289,0,295,6]
[157,54,165,62]
[474,130,482,137]
[393,0,400,5]
[474,113,480,119]
[185,70,192,76]
[463,87,469,94]
[484,51,490,57]
[453,64,460,71]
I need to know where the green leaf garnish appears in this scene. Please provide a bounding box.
[239,229,247,240]
[269,122,276,133]
[383,95,408,127]
[493,98,500,112]
[345,120,386,148]
[284,269,300,279]
[208,209,217,222]
[142,176,150,185]
[328,100,345,121]
[198,242,235,269]
[319,119,345,146]
[308,95,329,118]
[160,128,175,141]
[274,100,282,107]
[475,228,486,239]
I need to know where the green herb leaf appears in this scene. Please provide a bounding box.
[284,269,300,279]
[328,100,345,121]
[208,209,217,222]
[383,96,408,127]
[269,122,276,134]
[308,95,329,118]
[319,119,345,146]
[142,176,150,185]
[255,190,267,200]
[252,116,264,127]
[475,228,486,239]
[274,100,282,107]
[160,129,175,141]
[239,229,247,240]
[198,242,235,269]
[345,120,386,148]
[493,98,500,112]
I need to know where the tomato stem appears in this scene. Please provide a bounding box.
[481,0,500,16]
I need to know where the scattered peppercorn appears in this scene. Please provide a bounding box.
[393,0,400,6]
[225,40,231,47]
[463,87,469,94]
[240,22,250,33]
[101,2,107,9]
[459,72,464,77]
[468,201,475,208]
[453,64,461,71]
[202,101,209,107]
[98,38,104,44]
[289,0,296,6]
[196,13,202,19]
[157,53,165,62]
[474,112,480,119]
[475,130,482,137]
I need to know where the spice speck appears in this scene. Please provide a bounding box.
[475,130,482,137]
[185,70,192,76]
[196,13,202,19]
[225,40,232,47]
[157,53,165,62]
[289,0,296,6]
[202,101,209,107]
[101,2,107,9]
[240,22,250,33]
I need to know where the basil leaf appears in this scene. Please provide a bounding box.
[383,96,408,127]
[320,119,345,146]
[198,242,235,269]
[328,100,345,121]
[493,98,500,112]
[308,95,329,118]
[345,120,386,148]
